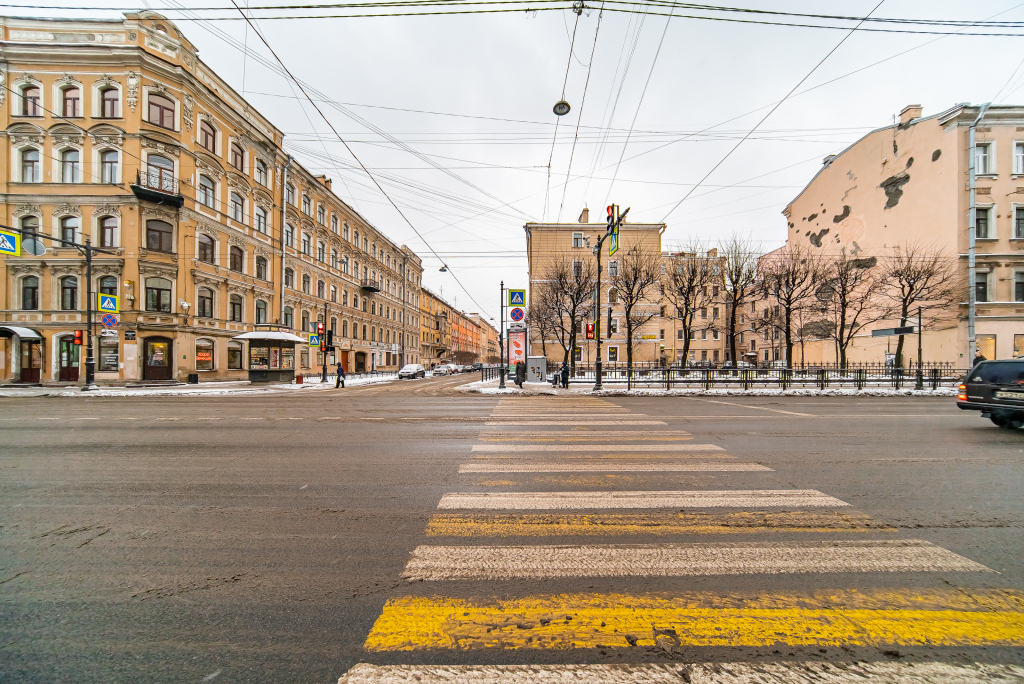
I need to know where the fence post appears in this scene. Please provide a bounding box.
[931,367,939,390]
[817,368,827,390]
[702,369,711,390]
[780,368,790,390]
[741,369,750,390]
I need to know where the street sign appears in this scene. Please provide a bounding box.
[308,334,320,346]
[510,307,525,322]
[641,334,658,340]
[97,293,119,313]
[125,331,136,341]
[508,289,526,306]
[608,224,619,256]
[0,229,20,256]
[101,313,118,328]
[872,326,916,337]
[100,329,118,337]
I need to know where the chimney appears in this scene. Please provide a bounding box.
[314,174,332,190]
[706,248,717,258]
[899,104,922,125]
[578,207,589,224]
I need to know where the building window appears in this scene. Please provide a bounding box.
[230,245,244,272]
[976,272,989,303]
[255,299,267,324]
[145,277,172,312]
[1017,207,1024,239]
[286,183,296,205]
[363,237,368,252]
[302,195,311,215]
[58,276,77,311]
[302,234,311,256]
[284,268,294,288]
[609,317,618,334]
[101,150,118,183]
[198,175,215,208]
[713,330,720,340]
[99,216,117,248]
[198,287,213,318]
[317,280,325,298]
[148,93,175,129]
[101,87,119,118]
[60,216,78,244]
[572,232,584,248]
[317,205,326,224]
[198,234,215,263]
[1015,273,1024,302]
[341,256,349,275]
[229,193,244,222]
[21,276,39,310]
[21,216,44,256]
[284,225,294,248]
[317,242,325,262]
[331,215,339,234]
[256,256,268,280]
[21,85,41,116]
[229,294,243,322]
[196,338,214,371]
[283,306,294,328]
[976,207,992,239]
[146,154,175,192]
[199,120,216,152]
[99,276,117,296]
[146,220,174,253]
[254,207,268,234]
[302,274,311,294]
[255,160,268,186]
[302,311,310,332]
[608,260,618,277]
[343,223,350,241]
[573,260,582,279]
[21,148,40,183]
[976,142,993,175]
[362,324,367,340]
[62,87,81,117]
[330,285,337,302]
[60,149,80,183]
[230,143,244,170]
[713,307,719,319]
[228,341,243,369]
[331,249,338,269]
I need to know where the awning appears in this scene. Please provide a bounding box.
[231,330,306,342]
[0,325,42,340]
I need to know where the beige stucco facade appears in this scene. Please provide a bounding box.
[781,103,1024,366]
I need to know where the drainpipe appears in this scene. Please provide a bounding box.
[279,155,293,325]
[968,103,989,362]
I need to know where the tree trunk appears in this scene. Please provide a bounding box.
[893,303,910,367]
[728,303,738,371]
[784,306,793,367]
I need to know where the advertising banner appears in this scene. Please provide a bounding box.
[508,329,527,371]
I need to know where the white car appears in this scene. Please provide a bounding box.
[398,363,425,379]
[433,365,449,376]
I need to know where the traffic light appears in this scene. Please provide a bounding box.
[606,205,616,231]
[326,330,334,348]
[316,322,326,351]
[73,330,83,345]
[585,322,595,340]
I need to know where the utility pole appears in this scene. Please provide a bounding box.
[594,204,628,391]
[915,305,924,390]
[321,301,328,383]
[499,280,506,389]
[400,254,408,367]
[6,225,114,391]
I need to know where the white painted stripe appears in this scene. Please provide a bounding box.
[483,419,667,423]
[437,490,848,510]
[473,444,722,452]
[459,462,771,473]
[489,414,640,418]
[402,540,991,581]
[480,431,692,439]
[337,662,1024,684]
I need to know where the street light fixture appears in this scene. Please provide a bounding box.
[553,100,571,116]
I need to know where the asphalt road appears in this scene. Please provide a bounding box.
[2,375,1023,683]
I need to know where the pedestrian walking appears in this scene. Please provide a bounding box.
[514,359,526,388]
[974,350,987,367]
[335,360,346,388]
[560,362,569,389]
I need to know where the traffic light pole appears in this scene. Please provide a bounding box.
[594,205,628,392]
[499,281,506,389]
[321,301,328,383]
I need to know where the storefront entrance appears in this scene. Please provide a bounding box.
[354,351,366,372]
[59,337,80,382]
[143,337,173,381]
[20,341,41,383]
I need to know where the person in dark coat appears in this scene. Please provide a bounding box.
[335,360,346,388]
[560,362,570,389]
[973,351,987,367]
[514,360,526,388]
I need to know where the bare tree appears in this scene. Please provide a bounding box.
[526,301,557,358]
[662,243,719,366]
[720,236,759,367]
[880,242,963,367]
[535,254,596,372]
[610,243,662,368]
[757,244,823,365]
[819,251,885,368]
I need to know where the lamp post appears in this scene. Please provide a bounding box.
[594,205,628,391]
[499,280,506,389]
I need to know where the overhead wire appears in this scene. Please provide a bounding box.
[543,4,581,220]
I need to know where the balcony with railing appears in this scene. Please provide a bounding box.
[361,277,381,292]
[131,163,184,208]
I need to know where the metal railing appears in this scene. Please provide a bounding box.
[135,165,179,195]
[480,365,503,382]
[361,277,381,291]
[299,370,397,383]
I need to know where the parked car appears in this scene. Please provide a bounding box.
[472,362,483,371]
[957,360,1024,428]
[446,363,460,375]
[398,363,426,379]
[433,364,449,376]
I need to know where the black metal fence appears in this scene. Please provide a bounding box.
[299,370,397,384]
[480,366,504,382]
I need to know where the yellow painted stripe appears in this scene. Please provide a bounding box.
[425,511,894,537]
[364,590,1024,652]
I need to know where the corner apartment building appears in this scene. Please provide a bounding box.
[524,209,666,366]
[782,103,1024,364]
[420,287,450,366]
[0,12,422,384]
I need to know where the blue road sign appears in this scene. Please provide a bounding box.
[508,289,525,306]
[608,225,619,256]
[0,229,21,256]
[308,334,320,346]
[101,313,118,328]
[98,293,119,313]
[510,307,525,322]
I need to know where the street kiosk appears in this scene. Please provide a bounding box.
[231,328,305,384]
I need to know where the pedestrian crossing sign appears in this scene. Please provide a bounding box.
[308,334,320,347]
[0,229,20,256]
[608,225,619,256]
[508,289,525,306]
[97,293,119,313]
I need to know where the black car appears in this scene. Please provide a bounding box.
[957,360,1024,428]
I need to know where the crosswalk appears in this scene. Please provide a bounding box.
[339,396,1024,683]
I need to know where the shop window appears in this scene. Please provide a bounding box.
[21,85,41,116]
[21,148,40,182]
[101,150,119,183]
[60,276,78,310]
[230,142,244,170]
[61,149,80,183]
[145,277,172,312]
[146,220,174,253]
[99,276,118,296]
[197,287,213,318]
[148,93,175,129]
[229,294,243,322]
[21,276,39,310]
[198,234,215,263]
[98,336,119,372]
[1015,334,1024,360]
[62,87,81,117]
[256,256,268,280]
[196,339,214,371]
[255,299,267,323]
[199,120,216,152]
[101,87,119,118]
[228,341,243,369]
[230,246,244,273]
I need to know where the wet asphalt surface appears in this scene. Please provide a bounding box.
[1,375,1022,683]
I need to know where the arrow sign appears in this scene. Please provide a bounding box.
[0,229,20,256]
[97,294,119,313]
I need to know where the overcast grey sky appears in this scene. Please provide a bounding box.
[12,0,1024,318]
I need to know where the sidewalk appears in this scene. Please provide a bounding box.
[0,374,397,398]
[458,378,956,397]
